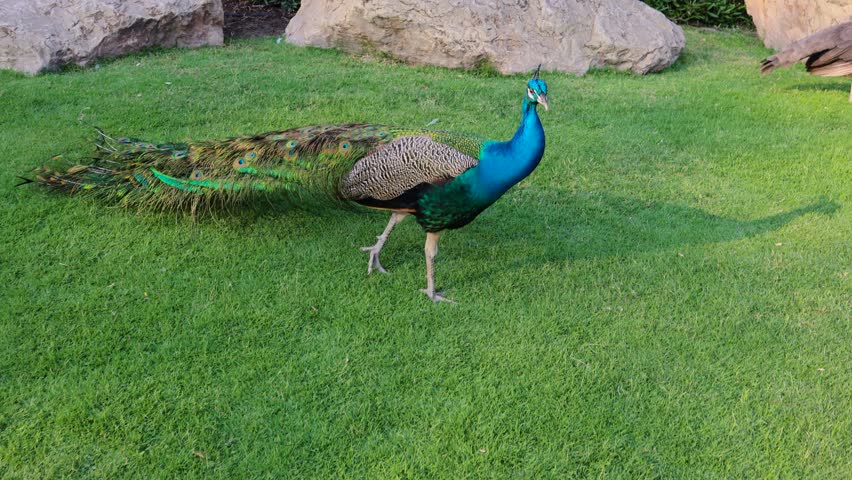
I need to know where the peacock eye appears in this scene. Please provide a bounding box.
[238,159,244,165]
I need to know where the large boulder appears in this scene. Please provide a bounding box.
[745,0,852,50]
[0,0,224,75]
[285,0,685,75]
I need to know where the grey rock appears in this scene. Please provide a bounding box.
[285,0,685,75]
[0,0,224,75]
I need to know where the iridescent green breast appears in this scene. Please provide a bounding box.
[415,168,494,232]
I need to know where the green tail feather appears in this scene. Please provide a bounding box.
[28,124,381,211]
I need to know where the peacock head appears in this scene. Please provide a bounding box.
[526,64,549,111]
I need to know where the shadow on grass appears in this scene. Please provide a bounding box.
[131,190,839,269]
[18,185,840,278]
[788,82,851,94]
[464,191,840,268]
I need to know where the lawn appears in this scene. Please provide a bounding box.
[0,27,849,478]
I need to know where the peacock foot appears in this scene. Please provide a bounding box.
[360,244,388,274]
[420,288,456,304]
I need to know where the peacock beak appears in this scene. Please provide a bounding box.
[537,94,549,111]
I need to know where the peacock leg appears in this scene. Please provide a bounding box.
[361,211,408,274]
[848,82,851,102]
[420,231,455,303]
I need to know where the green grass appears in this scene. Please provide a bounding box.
[1,27,849,478]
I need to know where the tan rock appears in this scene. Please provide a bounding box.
[285,0,685,75]
[745,0,852,50]
[0,0,224,75]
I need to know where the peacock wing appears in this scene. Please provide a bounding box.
[338,135,479,203]
[805,41,852,77]
[760,21,852,76]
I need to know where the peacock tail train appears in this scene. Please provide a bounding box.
[30,123,487,213]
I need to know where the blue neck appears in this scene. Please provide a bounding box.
[475,97,545,200]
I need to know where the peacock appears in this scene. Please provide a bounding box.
[22,67,549,303]
[760,20,852,102]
